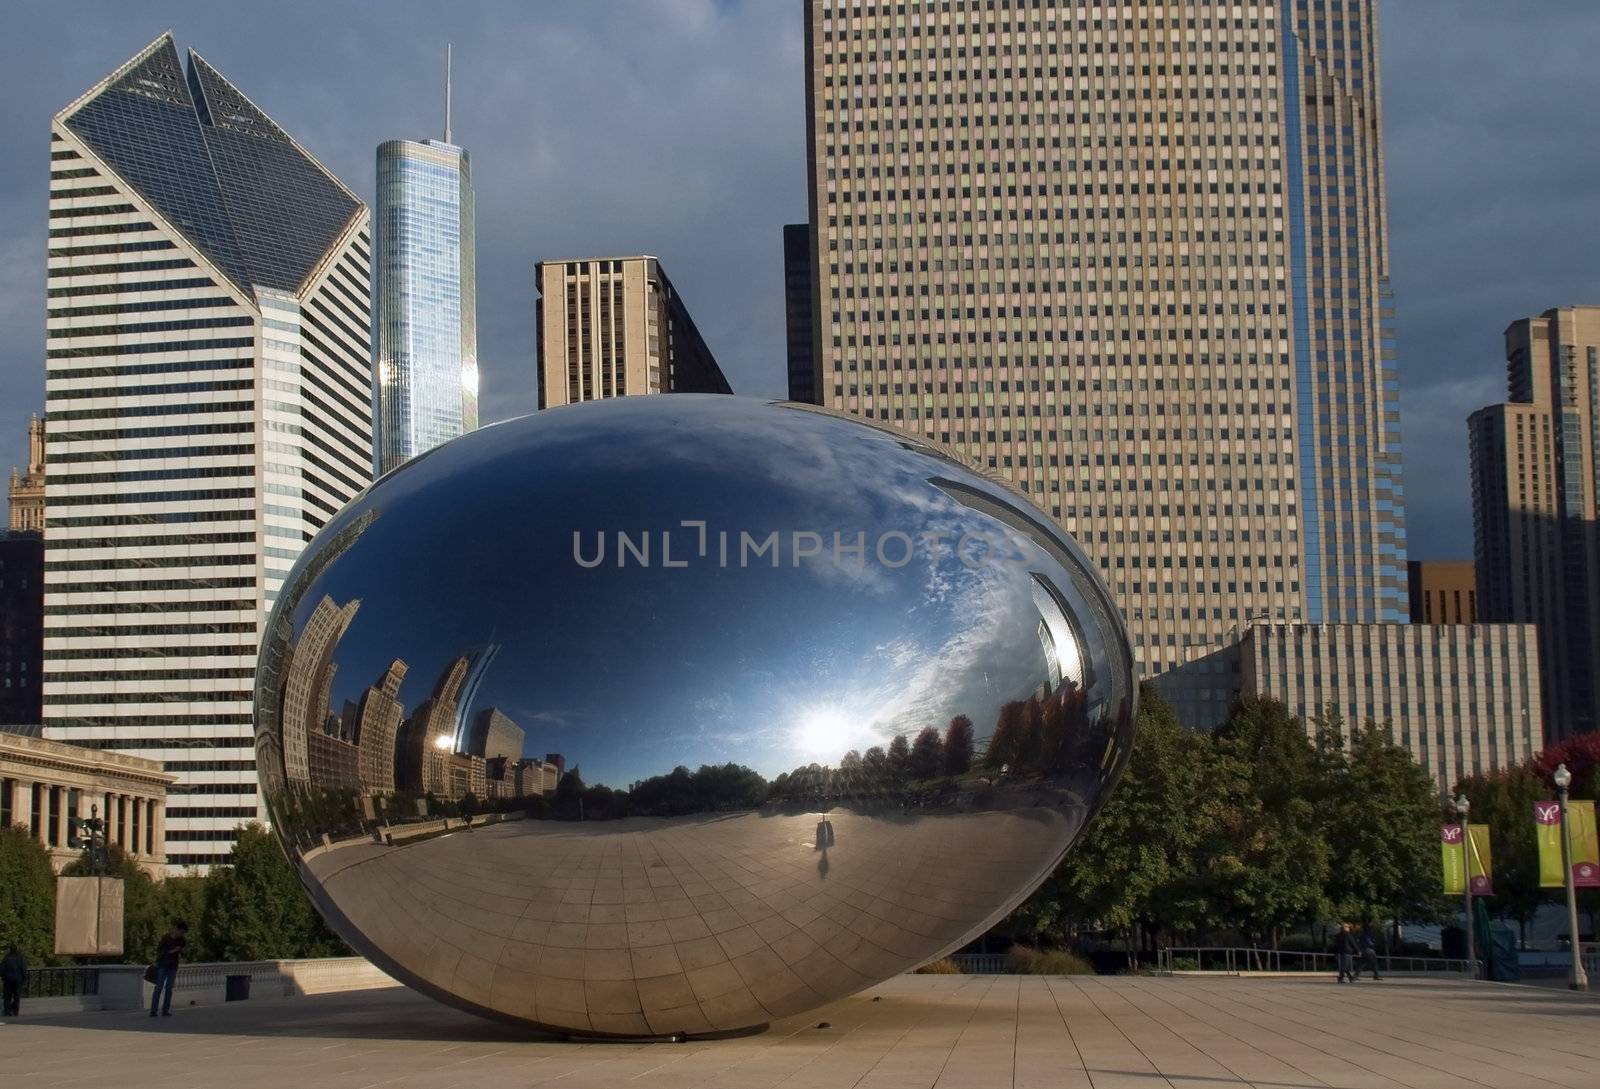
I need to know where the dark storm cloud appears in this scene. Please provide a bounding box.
[2,2,1595,562]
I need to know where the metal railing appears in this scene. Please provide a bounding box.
[948,953,1010,974]
[22,966,99,998]
[1158,946,1471,975]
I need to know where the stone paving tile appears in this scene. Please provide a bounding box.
[3,975,1598,1089]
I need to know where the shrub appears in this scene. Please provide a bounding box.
[914,957,964,974]
[1006,943,1094,975]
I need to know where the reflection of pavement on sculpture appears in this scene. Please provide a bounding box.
[305,806,1076,1036]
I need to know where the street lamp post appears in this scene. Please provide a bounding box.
[1553,764,1589,991]
[1456,793,1475,979]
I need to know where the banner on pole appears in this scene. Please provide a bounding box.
[1467,823,1492,896]
[1571,799,1600,888]
[1535,801,1565,887]
[1441,823,1465,894]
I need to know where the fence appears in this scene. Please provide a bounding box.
[21,957,395,1013]
[948,954,1010,974]
[1158,946,1472,975]
[21,965,98,998]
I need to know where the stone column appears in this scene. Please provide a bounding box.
[53,786,69,848]
[12,777,32,836]
[151,801,165,864]
[36,785,50,846]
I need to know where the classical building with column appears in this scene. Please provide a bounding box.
[1,730,173,878]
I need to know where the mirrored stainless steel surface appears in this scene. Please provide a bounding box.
[254,395,1136,1037]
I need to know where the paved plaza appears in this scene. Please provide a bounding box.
[6,974,1599,1089]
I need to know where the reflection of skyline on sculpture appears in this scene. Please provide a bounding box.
[288,417,1082,789]
[273,599,559,808]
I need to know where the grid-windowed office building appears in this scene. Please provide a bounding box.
[1471,306,1600,741]
[798,0,1407,681]
[535,256,732,408]
[373,137,477,476]
[44,34,373,869]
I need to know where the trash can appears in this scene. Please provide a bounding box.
[225,974,251,1001]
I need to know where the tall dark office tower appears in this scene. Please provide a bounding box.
[802,1,1407,679]
[783,223,817,404]
[1471,306,1600,740]
[45,34,373,869]
[0,531,43,729]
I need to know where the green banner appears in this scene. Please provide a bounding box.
[1441,823,1465,894]
[1467,823,1492,896]
[1573,800,1600,888]
[1535,801,1565,887]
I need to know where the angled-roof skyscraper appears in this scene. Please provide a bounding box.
[44,33,374,870]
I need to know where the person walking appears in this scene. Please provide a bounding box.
[2,943,26,1017]
[149,920,188,1018]
[1359,927,1383,981]
[1334,923,1359,983]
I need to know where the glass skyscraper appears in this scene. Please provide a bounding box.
[44,33,373,869]
[374,138,478,476]
[798,0,1408,681]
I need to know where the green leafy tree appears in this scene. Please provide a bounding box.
[1011,688,1213,951]
[0,824,57,965]
[1324,721,1442,928]
[204,823,347,961]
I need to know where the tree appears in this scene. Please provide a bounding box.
[204,823,347,961]
[943,715,975,775]
[909,727,944,781]
[1011,688,1214,952]
[1323,721,1441,929]
[1455,764,1545,943]
[0,824,57,966]
[887,733,911,783]
[986,701,1026,768]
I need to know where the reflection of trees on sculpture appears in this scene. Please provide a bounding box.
[944,714,975,775]
[984,681,1089,776]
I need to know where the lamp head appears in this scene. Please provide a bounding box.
[1455,793,1470,816]
[1554,763,1572,790]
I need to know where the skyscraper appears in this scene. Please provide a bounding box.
[373,55,478,476]
[800,0,1406,679]
[44,34,373,869]
[1471,305,1600,740]
[7,415,45,533]
[0,530,43,729]
[535,256,732,408]
[783,224,816,404]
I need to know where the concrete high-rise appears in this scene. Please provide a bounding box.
[373,99,478,475]
[44,35,373,869]
[800,1,1407,680]
[535,256,732,408]
[1471,305,1600,740]
[1407,560,1476,624]
[7,415,45,533]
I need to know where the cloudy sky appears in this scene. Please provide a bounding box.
[2,1,1596,561]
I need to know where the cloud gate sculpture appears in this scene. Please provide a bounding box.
[254,395,1136,1037]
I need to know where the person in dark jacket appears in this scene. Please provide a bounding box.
[2,943,26,1017]
[1334,923,1359,983]
[1359,927,1383,981]
[150,920,188,1017]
